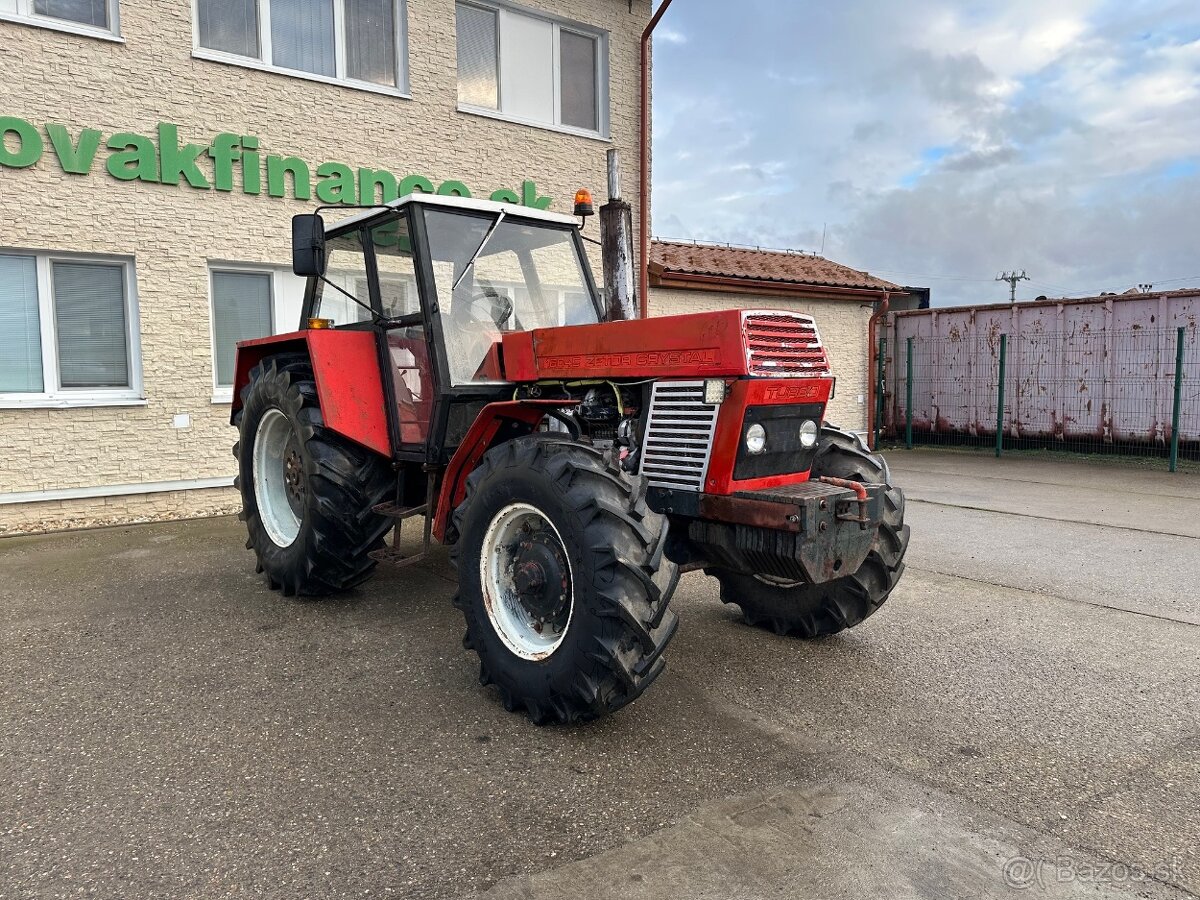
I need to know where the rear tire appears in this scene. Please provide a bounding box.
[233,353,394,597]
[712,425,909,637]
[450,437,680,725]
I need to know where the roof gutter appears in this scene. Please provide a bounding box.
[639,0,677,319]
[651,268,897,301]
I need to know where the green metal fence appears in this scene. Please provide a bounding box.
[885,325,1199,471]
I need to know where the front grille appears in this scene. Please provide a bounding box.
[638,380,719,491]
[743,313,830,377]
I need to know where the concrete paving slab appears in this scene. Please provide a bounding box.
[480,780,1177,900]
[885,449,1200,539]
[902,501,1200,625]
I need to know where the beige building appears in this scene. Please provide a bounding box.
[648,240,903,434]
[0,0,650,534]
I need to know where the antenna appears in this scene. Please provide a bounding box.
[996,270,1030,303]
[820,223,827,256]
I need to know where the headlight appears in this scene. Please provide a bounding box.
[745,423,767,454]
[799,420,819,449]
[703,379,726,405]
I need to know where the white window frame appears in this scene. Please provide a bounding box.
[191,0,411,99]
[456,0,610,141]
[208,264,297,405]
[0,249,143,409]
[0,0,122,41]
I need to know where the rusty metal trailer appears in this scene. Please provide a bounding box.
[882,291,1200,448]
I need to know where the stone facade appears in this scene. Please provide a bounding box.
[0,0,648,534]
[648,287,875,433]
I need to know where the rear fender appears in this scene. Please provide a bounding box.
[230,330,392,457]
[433,400,578,543]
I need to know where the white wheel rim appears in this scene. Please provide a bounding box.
[253,408,303,548]
[479,502,574,661]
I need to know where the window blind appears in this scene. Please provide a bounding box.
[33,0,106,27]
[197,0,259,57]
[0,255,43,393]
[271,0,336,76]
[345,0,396,86]
[52,262,130,389]
[560,30,598,131]
[212,272,273,386]
[456,3,498,109]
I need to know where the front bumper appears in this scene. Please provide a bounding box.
[679,480,885,584]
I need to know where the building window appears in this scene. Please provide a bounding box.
[456,1,608,137]
[194,0,408,93]
[208,264,307,400]
[211,270,274,389]
[0,251,141,407]
[0,0,120,37]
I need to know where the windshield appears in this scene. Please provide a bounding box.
[423,208,600,385]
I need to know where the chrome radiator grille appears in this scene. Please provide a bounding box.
[743,313,830,377]
[637,381,720,491]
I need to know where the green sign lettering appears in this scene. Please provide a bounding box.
[266,155,311,200]
[0,115,557,210]
[158,123,211,189]
[0,116,43,168]
[359,168,397,205]
[316,162,355,204]
[105,132,159,182]
[398,174,434,195]
[45,124,102,174]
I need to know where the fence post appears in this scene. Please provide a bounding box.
[995,334,1007,458]
[905,336,914,450]
[875,334,887,450]
[1170,326,1184,472]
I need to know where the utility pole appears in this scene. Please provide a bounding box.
[996,270,1030,303]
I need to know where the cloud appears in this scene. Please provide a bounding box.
[652,0,1200,304]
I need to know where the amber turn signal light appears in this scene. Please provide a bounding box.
[307,317,334,329]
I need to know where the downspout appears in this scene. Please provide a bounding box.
[866,291,890,449]
[639,0,676,318]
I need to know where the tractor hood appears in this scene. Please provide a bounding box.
[500,309,830,382]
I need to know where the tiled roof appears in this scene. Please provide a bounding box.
[650,240,901,293]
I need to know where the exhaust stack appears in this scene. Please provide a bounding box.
[600,149,637,321]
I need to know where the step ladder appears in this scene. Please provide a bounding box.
[368,475,436,568]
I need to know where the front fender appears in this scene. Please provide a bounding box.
[432,401,579,543]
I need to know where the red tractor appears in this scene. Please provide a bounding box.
[231,193,909,724]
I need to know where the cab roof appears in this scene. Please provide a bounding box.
[327,192,580,233]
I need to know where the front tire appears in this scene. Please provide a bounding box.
[233,353,394,597]
[712,425,909,637]
[450,437,680,725]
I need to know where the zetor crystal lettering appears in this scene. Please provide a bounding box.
[228,192,910,726]
[540,349,722,371]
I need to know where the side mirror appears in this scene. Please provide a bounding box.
[292,213,326,277]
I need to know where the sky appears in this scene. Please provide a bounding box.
[650,0,1200,305]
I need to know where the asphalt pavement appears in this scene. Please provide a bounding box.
[1,448,1196,899]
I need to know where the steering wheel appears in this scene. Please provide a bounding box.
[465,289,514,328]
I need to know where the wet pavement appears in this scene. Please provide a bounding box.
[1,449,1197,899]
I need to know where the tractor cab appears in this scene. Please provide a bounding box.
[291,194,601,457]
